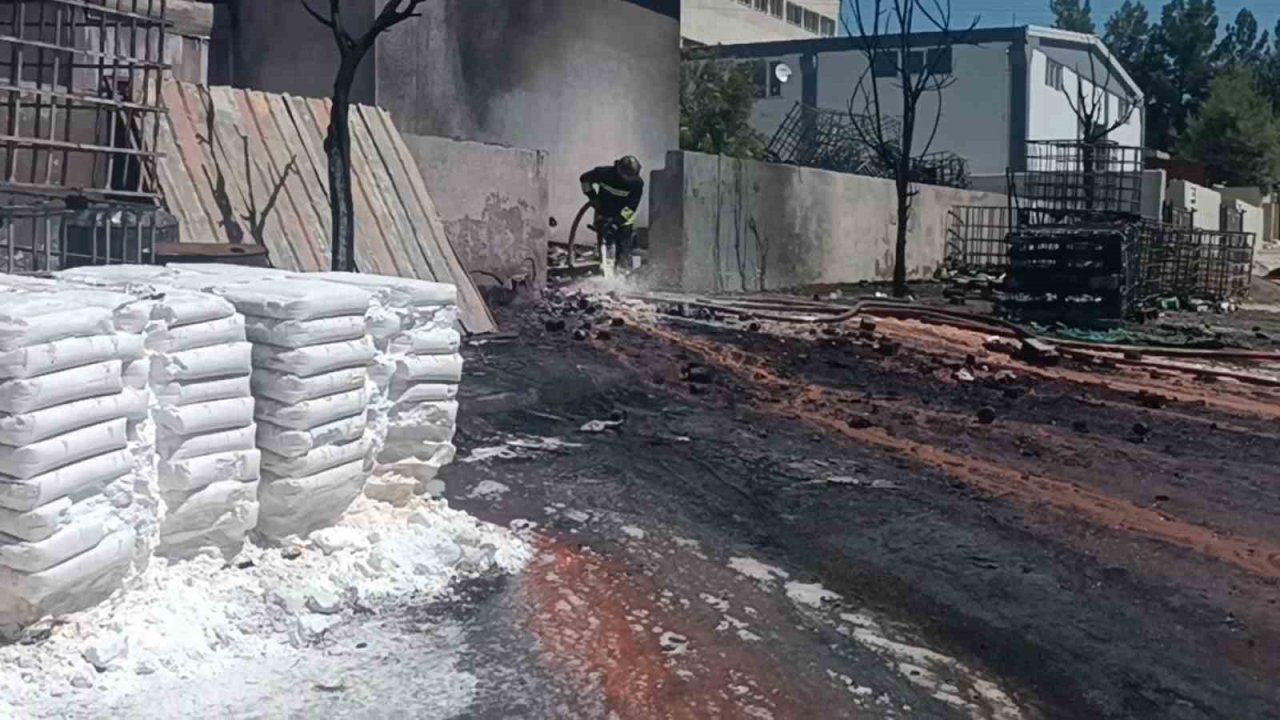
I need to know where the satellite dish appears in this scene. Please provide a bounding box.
[774,62,793,83]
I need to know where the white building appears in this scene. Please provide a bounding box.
[692,25,1145,175]
[682,0,841,46]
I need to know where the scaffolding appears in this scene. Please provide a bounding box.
[0,0,167,273]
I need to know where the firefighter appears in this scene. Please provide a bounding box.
[580,155,644,272]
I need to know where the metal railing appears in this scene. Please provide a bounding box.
[0,200,175,273]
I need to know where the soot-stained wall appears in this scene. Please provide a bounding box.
[225,0,679,241]
[376,0,680,234]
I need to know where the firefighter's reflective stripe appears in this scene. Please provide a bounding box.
[620,208,636,226]
[597,183,631,197]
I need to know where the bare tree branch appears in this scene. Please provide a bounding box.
[1062,50,1137,143]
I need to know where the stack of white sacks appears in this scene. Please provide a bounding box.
[0,282,149,635]
[208,278,377,540]
[320,273,462,502]
[0,263,467,635]
[57,266,262,561]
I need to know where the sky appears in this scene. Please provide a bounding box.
[839,0,1280,39]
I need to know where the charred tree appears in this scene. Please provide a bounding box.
[301,0,426,271]
[843,0,974,297]
[1061,53,1139,212]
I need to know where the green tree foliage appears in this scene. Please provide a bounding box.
[1178,67,1280,186]
[1051,0,1095,34]
[679,62,768,159]
[1145,0,1219,149]
[1213,9,1270,68]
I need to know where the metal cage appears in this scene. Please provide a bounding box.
[1021,140,1144,221]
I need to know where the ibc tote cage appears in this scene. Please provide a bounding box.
[0,0,169,273]
[946,140,1255,319]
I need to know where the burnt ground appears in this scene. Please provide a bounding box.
[435,295,1280,720]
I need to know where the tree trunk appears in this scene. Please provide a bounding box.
[894,172,909,297]
[326,61,358,272]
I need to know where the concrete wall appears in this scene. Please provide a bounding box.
[682,0,836,46]
[649,151,1006,292]
[403,135,550,289]
[1220,187,1278,242]
[226,0,376,104]
[375,0,680,238]
[1168,179,1222,231]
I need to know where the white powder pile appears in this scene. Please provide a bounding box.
[0,493,531,718]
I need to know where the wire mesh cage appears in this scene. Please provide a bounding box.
[1162,201,1193,228]
[1002,224,1143,324]
[1022,141,1143,221]
[0,200,176,273]
[945,205,1013,274]
[1137,222,1255,302]
[763,102,969,188]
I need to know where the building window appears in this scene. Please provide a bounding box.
[926,47,952,74]
[769,0,784,18]
[753,0,768,10]
[1116,94,1134,121]
[746,60,768,99]
[820,17,837,36]
[904,50,924,74]
[1044,59,1064,90]
[872,52,898,78]
[803,9,820,32]
[785,2,803,25]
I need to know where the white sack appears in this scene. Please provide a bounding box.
[254,388,369,431]
[375,441,457,482]
[0,300,114,351]
[0,388,147,446]
[0,449,131,512]
[159,479,259,539]
[158,499,257,560]
[150,342,252,383]
[0,360,122,413]
[251,367,367,405]
[155,396,255,437]
[122,358,149,389]
[0,420,128,481]
[386,327,462,356]
[155,376,251,408]
[391,383,458,407]
[256,460,365,539]
[52,291,150,334]
[261,437,370,480]
[216,280,372,321]
[0,511,109,574]
[0,528,134,632]
[256,415,366,459]
[0,497,71,542]
[158,449,260,494]
[158,423,257,462]
[386,354,463,385]
[0,333,142,380]
[146,314,245,353]
[251,337,375,377]
[320,272,457,308]
[244,314,367,349]
[153,290,237,328]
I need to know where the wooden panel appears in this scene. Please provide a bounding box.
[161,80,226,243]
[152,111,217,243]
[305,98,395,276]
[345,100,419,279]
[238,90,325,271]
[177,83,256,250]
[356,105,446,281]
[264,92,332,267]
[208,86,304,270]
[153,82,495,334]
